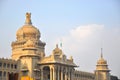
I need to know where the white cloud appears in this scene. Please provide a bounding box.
[61,24,104,55]
[70,24,104,40]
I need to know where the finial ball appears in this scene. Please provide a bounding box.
[26,12,31,19]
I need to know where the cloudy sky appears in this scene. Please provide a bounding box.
[0,0,120,78]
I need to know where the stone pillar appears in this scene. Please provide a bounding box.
[41,70,43,80]
[61,67,63,80]
[68,70,70,80]
[40,67,43,80]
[70,69,72,80]
[65,67,69,80]
[53,66,56,80]
[70,69,74,80]
[6,72,8,80]
[50,68,53,80]
[65,68,68,80]
[57,67,60,80]
[64,69,66,80]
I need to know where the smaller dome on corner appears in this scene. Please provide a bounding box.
[52,44,62,55]
[97,57,107,65]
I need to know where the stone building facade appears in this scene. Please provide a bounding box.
[0,58,19,80]
[0,12,118,80]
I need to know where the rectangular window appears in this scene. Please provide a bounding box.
[0,71,2,77]
[14,65,17,69]
[11,64,13,69]
[7,64,10,68]
[3,63,6,68]
[0,63,2,67]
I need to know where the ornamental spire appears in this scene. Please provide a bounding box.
[25,12,32,24]
[56,44,58,48]
[101,48,103,58]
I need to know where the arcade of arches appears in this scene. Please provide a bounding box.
[40,65,74,80]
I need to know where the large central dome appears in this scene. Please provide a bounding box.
[16,12,40,41]
[12,12,46,60]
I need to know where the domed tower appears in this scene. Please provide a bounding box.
[11,12,46,60]
[95,48,111,80]
[11,13,46,79]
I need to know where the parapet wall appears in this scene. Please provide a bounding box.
[0,58,19,80]
[74,70,95,80]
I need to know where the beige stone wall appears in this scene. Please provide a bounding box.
[0,58,18,80]
[74,70,95,80]
[95,71,111,80]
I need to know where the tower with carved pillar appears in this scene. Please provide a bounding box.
[11,12,46,79]
[95,49,111,80]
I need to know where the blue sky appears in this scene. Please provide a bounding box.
[0,0,120,78]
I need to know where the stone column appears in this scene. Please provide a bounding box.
[40,67,43,80]
[70,69,74,80]
[65,72,67,80]
[68,69,70,80]
[53,66,56,80]
[65,68,67,80]
[61,67,63,80]
[69,68,72,80]
[69,70,71,80]
[57,67,60,80]
[41,70,43,80]
[50,68,53,80]
[6,72,8,80]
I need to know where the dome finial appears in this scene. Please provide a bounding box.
[101,48,103,58]
[25,12,32,24]
[56,44,58,48]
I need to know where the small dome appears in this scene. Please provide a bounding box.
[16,12,40,41]
[53,44,62,55]
[97,57,107,64]
[97,49,107,65]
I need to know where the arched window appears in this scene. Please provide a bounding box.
[43,66,50,80]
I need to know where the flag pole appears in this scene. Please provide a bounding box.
[60,38,62,50]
